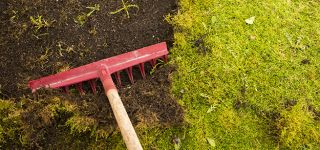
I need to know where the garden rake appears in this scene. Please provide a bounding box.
[28,42,169,150]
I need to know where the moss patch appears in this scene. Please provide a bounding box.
[167,0,320,149]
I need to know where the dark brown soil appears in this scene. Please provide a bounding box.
[0,0,177,98]
[0,0,183,148]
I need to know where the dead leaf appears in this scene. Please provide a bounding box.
[207,137,216,147]
[245,16,255,25]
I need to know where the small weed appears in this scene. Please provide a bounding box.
[56,41,76,56]
[74,4,100,26]
[9,10,18,23]
[30,15,50,32]
[36,47,52,69]
[58,65,71,73]
[38,48,51,62]
[110,0,139,18]
[86,4,100,17]
[74,14,87,26]
[89,27,97,35]
[65,115,111,140]
[150,59,165,75]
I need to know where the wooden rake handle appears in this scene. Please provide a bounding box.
[100,69,143,150]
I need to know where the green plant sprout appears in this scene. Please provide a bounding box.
[110,0,139,18]
[150,59,165,75]
[10,10,18,23]
[37,47,52,68]
[30,15,50,32]
[89,27,97,35]
[75,4,100,26]
[86,4,100,17]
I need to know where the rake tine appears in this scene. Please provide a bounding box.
[138,63,146,79]
[115,71,122,86]
[76,83,85,95]
[150,59,156,67]
[126,67,134,84]
[163,55,168,63]
[63,86,69,94]
[89,80,97,94]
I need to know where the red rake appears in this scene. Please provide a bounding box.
[28,42,168,150]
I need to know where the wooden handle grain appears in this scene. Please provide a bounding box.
[106,89,143,150]
[99,69,142,150]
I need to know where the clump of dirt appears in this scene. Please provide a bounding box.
[284,99,297,110]
[301,59,311,65]
[308,105,320,120]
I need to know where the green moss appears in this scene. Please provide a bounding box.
[277,100,320,149]
[0,100,23,147]
[165,0,320,149]
[66,116,98,134]
[74,4,100,26]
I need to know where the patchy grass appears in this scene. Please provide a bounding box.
[164,0,320,149]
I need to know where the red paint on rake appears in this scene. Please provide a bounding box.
[28,42,168,150]
[28,42,168,92]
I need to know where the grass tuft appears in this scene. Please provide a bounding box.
[30,15,50,32]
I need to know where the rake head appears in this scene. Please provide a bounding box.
[28,42,168,94]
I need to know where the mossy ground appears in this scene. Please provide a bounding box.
[164,0,320,149]
[1,0,320,149]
